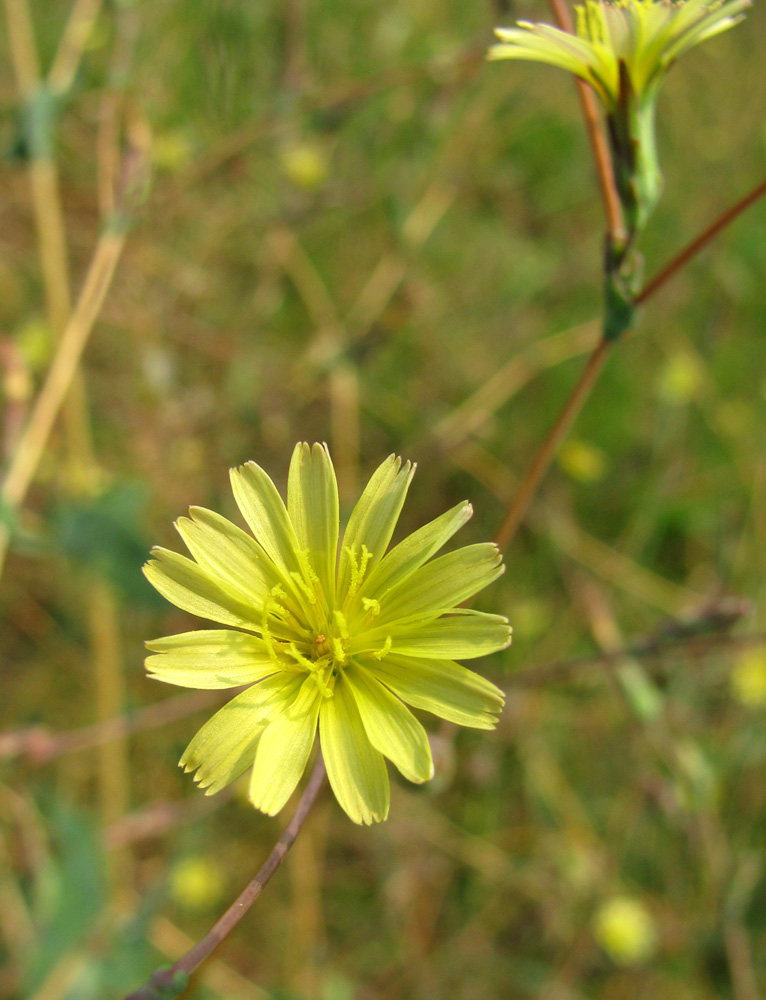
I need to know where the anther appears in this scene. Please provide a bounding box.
[362,597,380,619]
[333,610,350,642]
[332,637,347,665]
[371,635,392,660]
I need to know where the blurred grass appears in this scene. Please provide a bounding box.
[2,1,766,998]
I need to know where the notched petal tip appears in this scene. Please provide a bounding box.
[503,624,513,650]
[358,803,390,825]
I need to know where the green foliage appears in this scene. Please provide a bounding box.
[51,483,161,606]
[22,800,105,994]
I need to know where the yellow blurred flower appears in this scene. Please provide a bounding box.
[281,143,330,190]
[731,649,766,708]
[15,316,53,372]
[593,895,657,964]
[557,439,607,483]
[169,856,226,910]
[152,131,194,173]
[656,350,705,405]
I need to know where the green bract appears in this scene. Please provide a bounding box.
[143,444,511,825]
[489,0,750,230]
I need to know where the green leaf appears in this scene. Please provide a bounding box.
[51,483,159,605]
[23,801,105,995]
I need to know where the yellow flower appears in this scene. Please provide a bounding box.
[593,895,658,964]
[169,857,225,910]
[731,649,766,708]
[144,444,510,825]
[490,0,750,229]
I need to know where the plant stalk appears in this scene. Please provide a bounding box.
[124,755,327,1000]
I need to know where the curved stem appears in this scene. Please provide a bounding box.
[493,338,612,551]
[124,755,327,1000]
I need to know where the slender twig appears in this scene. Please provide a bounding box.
[124,756,327,1000]
[4,0,96,484]
[490,0,623,551]
[493,338,611,550]
[47,0,104,96]
[492,172,766,550]
[637,176,766,305]
[0,689,228,764]
[547,0,625,242]
[0,230,126,574]
[511,625,763,688]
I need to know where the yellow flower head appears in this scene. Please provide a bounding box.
[489,0,750,110]
[144,444,511,825]
[731,649,766,708]
[490,0,750,230]
[593,895,658,964]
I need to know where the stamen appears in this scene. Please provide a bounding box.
[287,643,316,671]
[297,549,320,586]
[290,570,317,604]
[264,582,311,636]
[361,597,380,619]
[345,543,373,597]
[317,672,336,698]
[371,635,392,660]
[261,601,278,661]
[332,638,347,665]
[333,610,350,642]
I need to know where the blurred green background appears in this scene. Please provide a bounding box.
[2,0,766,998]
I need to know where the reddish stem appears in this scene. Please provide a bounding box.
[124,755,327,1000]
[637,176,766,305]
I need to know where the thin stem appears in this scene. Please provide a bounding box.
[493,172,766,550]
[637,176,766,305]
[511,610,757,687]
[493,338,611,551]
[4,0,97,485]
[47,0,104,96]
[3,0,39,91]
[547,0,625,243]
[0,230,126,575]
[124,755,327,1000]
[490,0,623,550]
[0,690,226,764]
